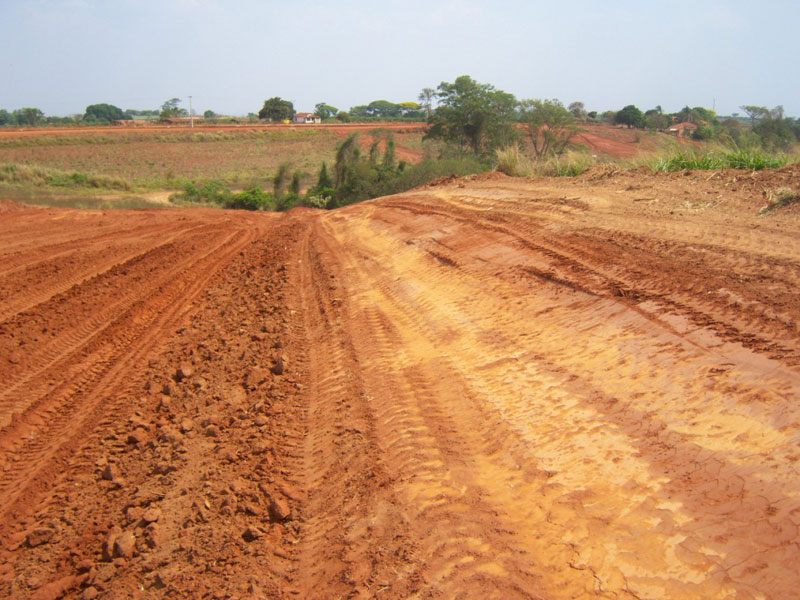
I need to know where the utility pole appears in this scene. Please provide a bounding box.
[189,95,193,128]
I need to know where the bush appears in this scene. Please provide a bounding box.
[223,188,273,211]
[172,180,232,204]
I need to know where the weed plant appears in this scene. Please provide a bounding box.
[644,149,789,172]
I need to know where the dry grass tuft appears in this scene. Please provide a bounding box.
[760,187,800,214]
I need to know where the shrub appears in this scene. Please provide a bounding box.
[171,179,232,204]
[223,187,273,211]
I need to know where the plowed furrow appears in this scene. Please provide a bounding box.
[0,221,207,320]
[0,218,182,279]
[0,224,261,528]
[0,226,231,412]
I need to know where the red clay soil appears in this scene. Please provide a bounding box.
[1,164,800,599]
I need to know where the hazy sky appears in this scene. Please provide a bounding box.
[2,0,798,118]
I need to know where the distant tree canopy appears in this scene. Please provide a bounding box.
[644,106,670,130]
[0,109,11,125]
[520,99,577,158]
[160,98,187,120]
[203,110,217,119]
[14,107,45,126]
[314,103,338,120]
[425,75,518,155]
[418,87,435,118]
[258,97,294,121]
[568,101,586,121]
[349,100,424,120]
[675,105,717,125]
[614,105,645,128]
[752,106,798,151]
[740,105,770,127]
[83,103,129,123]
[125,109,159,118]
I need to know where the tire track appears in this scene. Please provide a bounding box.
[0,218,267,530]
[317,199,800,599]
[0,221,207,320]
[0,224,232,417]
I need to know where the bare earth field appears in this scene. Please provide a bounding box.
[1,164,799,599]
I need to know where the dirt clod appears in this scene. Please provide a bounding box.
[26,527,55,547]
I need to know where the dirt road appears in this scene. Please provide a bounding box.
[1,166,799,599]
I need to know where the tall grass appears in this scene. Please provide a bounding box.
[535,151,595,177]
[0,163,132,191]
[495,146,595,178]
[642,149,789,172]
[496,145,531,177]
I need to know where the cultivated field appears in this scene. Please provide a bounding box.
[0,124,428,194]
[1,160,799,599]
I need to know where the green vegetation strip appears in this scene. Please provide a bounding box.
[648,150,788,172]
[1,163,132,191]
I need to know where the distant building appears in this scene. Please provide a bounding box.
[668,122,698,137]
[292,113,321,124]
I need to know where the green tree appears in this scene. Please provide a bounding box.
[398,101,423,119]
[425,75,518,155]
[568,101,586,121]
[644,106,670,130]
[125,109,159,118]
[273,163,291,199]
[14,107,44,126]
[0,109,11,125]
[316,161,333,189]
[203,110,217,119]
[160,98,186,120]
[418,87,435,118]
[382,136,396,169]
[753,106,798,151]
[740,105,769,127]
[314,103,338,120]
[520,99,578,158]
[676,105,717,125]
[614,105,645,128]
[258,97,294,121]
[367,100,400,118]
[84,103,129,123]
